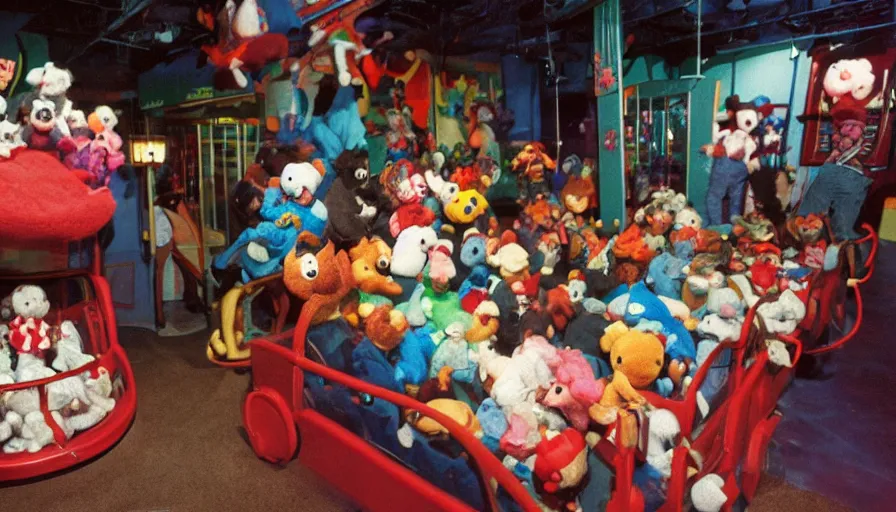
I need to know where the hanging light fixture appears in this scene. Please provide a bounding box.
[680,0,705,81]
[130,136,167,165]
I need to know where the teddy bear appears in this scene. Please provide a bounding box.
[6,285,53,359]
[24,62,74,137]
[350,304,409,393]
[788,214,827,269]
[324,149,379,249]
[588,322,665,426]
[703,95,759,226]
[0,119,26,159]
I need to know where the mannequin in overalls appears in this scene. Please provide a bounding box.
[798,58,877,241]
[702,95,760,226]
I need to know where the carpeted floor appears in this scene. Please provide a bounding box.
[2,304,863,511]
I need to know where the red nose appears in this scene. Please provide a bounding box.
[840,69,852,81]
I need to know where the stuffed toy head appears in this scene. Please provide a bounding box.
[533,429,588,495]
[29,99,57,133]
[824,58,876,126]
[487,242,530,284]
[66,110,89,132]
[280,162,325,205]
[460,228,488,268]
[349,237,402,296]
[88,106,118,133]
[444,189,488,225]
[359,304,409,352]
[466,300,500,343]
[600,322,665,390]
[674,207,702,232]
[790,214,825,245]
[512,142,556,181]
[283,233,343,300]
[11,285,51,320]
[0,120,25,158]
[333,149,371,191]
[25,62,73,99]
[561,175,597,214]
[427,239,457,293]
[391,225,438,278]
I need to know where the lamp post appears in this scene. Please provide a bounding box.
[130,136,168,260]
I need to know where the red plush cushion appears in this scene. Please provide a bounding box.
[0,149,116,242]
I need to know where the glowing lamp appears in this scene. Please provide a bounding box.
[131,137,167,165]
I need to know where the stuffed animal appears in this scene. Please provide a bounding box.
[51,321,95,372]
[324,149,379,248]
[7,285,52,359]
[704,95,759,226]
[589,322,665,425]
[62,110,93,166]
[560,175,598,227]
[348,237,402,298]
[0,120,26,159]
[532,429,589,510]
[511,142,556,200]
[21,98,71,153]
[428,322,476,384]
[487,242,531,287]
[427,240,457,293]
[24,62,74,137]
[539,348,603,432]
[200,0,288,90]
[282,235,354,325]
[410,399,481,437]
[214,162,328,280]
[465,301,500,343]
[789,214,827,269]
[391,225,438,280]
[823,58,876,165]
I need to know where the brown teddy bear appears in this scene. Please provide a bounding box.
[283,233,355,325]
[589,321,665,425]
[342,237,404,327]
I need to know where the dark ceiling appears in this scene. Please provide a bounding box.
[4,0,894,93]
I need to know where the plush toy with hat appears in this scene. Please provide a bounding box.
[465,301,500,343]
[511,142,556,200]
[589,322,665,425]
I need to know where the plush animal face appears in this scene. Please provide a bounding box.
[26,62,73,98]
[792,214,824,244]
[30,99,57,132]
[561,176,596,214]
[466,301,500,343]
[567,279,587,304]
[88,106,118,133]
[601,325,665,389]
[361,305,409,351]
[523,197,557,228]
[444,189,488,224]
[409,174,429,200]
[460,231,487,268]
[11,285,50,319]
[332,149,370,190]
[67,110,88,130]
[824,58,875,102]
[0,120,25,154]
[283,235,342,300]
[392,225,438,278]
[280,162,325,205]
[349,237,402,296]
[734,106,758,134]
[674,207,702,232]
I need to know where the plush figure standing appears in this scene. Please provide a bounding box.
[703,95,759,226]
[24,62,74,137]
[511,142,556,201]
[468,102,500,161]
[798,58,877,240]
[7,285,53,359]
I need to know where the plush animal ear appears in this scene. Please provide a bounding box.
[25,66,45,87]
[311,159,327,177]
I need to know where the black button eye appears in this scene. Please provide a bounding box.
[420,239,426,245]
[555,386,562,394]
[470,197,478,206]
[306,270,317,278]
[472,248,478,255]
[25,302,29,307]
[616,356,622,365]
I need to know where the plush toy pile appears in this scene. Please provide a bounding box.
[215,129,842,510]
[0,285,117,454]
[0,63,126,190]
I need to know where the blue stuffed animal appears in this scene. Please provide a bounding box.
[647,252,688,299]
[623,282,696,361]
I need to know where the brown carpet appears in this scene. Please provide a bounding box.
[1,326,850,512]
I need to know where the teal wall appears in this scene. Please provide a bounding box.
[622,55,670,86]
[678,44,810,216]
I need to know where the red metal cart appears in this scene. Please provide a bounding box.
[241,226,876,511]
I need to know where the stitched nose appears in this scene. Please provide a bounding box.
[840,69,852,81]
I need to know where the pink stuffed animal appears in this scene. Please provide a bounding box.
[427,240,456,293]
[539,348,604,431]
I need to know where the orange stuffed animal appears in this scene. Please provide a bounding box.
[612,224,656,263]
[283,232,355,325]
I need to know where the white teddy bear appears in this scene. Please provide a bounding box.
[51,321,96,373]
[25,62,75,137]
[7,285,52,357]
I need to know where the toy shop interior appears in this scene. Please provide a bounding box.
[1,0,895,510]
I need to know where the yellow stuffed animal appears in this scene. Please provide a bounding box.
[589,321,665,425]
